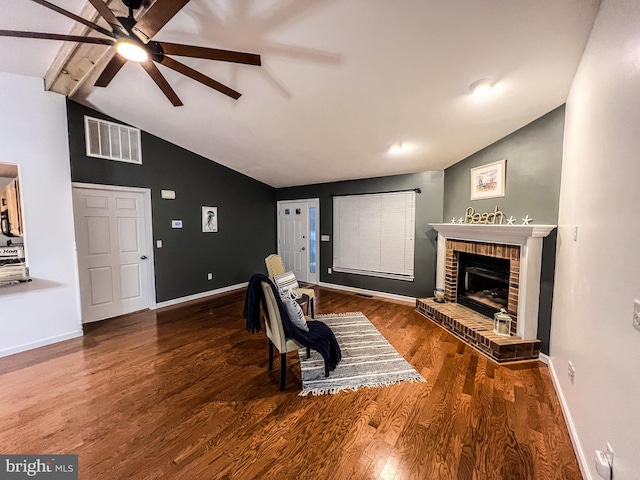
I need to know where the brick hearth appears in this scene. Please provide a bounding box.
[424,223,556,362]
[416,298,541,363]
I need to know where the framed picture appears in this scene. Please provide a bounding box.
[470,159,506,200]
[202,206,218,232]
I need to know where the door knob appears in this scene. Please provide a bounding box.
[141,255,148,260]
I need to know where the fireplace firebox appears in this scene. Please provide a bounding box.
[456,252,510,318]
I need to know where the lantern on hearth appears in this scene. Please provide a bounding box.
[493,308,512,336]
[433,288,445,303]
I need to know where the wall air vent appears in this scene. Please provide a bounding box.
[84,116,142,164]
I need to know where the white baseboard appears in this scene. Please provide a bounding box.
[155,282,248,309]
[317,281,415,304]
[547,356,591,480]
[0,284,249,357]
[0,330,83,359]
[538,352,549,364]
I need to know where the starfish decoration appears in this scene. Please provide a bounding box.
[522,215,533,225]
[506,216,516,225]
[458,217,464,224]
[451,217,457,224]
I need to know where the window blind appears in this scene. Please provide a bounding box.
[333,191,415,281]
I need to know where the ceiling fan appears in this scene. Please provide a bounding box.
[0,0,262,106]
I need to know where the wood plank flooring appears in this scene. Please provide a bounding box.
[0,287,582,479]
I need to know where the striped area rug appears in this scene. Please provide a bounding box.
[298,312,425,396]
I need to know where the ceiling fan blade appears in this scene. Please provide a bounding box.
[133,0,190,42]
[159,42,261,66]
[29,0,114,38]
[159,56,241,100]
[94,55,127,87]
[86,0,124,30]
[0,29,113,45]
[140,61,183,107]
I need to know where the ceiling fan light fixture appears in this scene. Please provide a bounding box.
[469,78,494,95]
[3,0,261,105]
[116,40,149,62]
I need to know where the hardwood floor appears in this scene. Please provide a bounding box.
[0,287,581,479]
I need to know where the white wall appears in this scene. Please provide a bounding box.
[550,0,640,478]
[0,72,82,356]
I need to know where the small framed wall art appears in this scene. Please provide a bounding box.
[202,206,218,232]
[470,159,506,200]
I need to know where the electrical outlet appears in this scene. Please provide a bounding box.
[328,267,332,274]
[573,226,578,242]
[633,300,640,330]
[207,273,213,280]
[568,361,576,384]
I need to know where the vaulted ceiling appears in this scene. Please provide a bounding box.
[0,0,600,187]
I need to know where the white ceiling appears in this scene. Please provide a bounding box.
[0,0,600,187]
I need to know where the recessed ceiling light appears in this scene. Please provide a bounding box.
[469,78,494,95]
[388,143,403,154]
[116,41,149,63]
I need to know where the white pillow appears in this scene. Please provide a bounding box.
[284,298,309,332]
[273,271,302,300]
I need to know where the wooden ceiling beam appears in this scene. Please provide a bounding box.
[44,0,156,98]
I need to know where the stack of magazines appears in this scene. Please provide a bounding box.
[0,245,28,284]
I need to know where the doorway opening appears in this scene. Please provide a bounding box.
[276,199,319,284]
[72,183,155,323]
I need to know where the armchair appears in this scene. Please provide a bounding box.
[260,281,311,391]
[265,254,315,317]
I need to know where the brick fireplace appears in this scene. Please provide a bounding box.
[445,239,521,335]
[416,223,555,362]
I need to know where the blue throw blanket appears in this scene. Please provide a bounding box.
[243,273,341,376]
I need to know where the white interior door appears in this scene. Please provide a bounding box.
[279,202,308,281]
[277,199,319,284]
[73,186,152,323]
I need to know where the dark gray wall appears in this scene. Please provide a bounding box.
[67,100,276,303]
[443,106,565,354]
[444,106,564,223]
[276,171,444,298]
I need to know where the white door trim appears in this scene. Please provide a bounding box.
[277,198,320,284]
[72,182,156,313]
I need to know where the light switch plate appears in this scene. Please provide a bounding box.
[161,190,176,199]
[171,220,182,229]
[321,234,330,242]
[633,300,640,330]
[156,240,162,248]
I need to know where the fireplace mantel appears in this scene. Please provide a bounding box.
[429,223,556,246]
[429,222,556,341]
